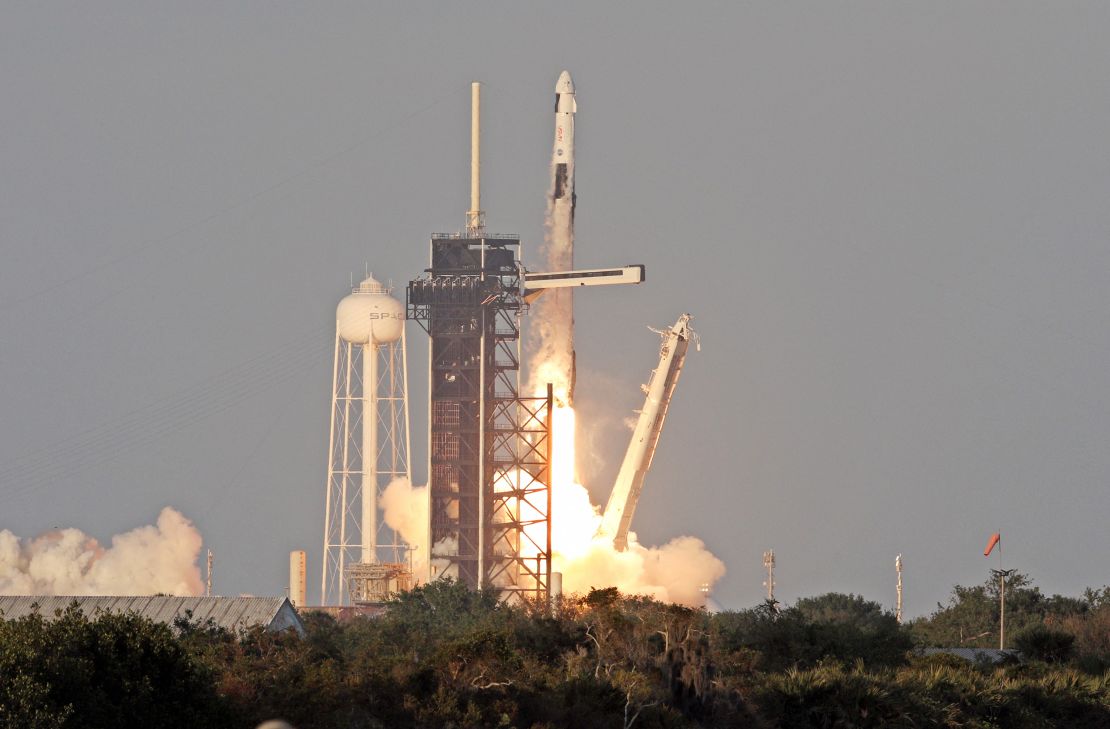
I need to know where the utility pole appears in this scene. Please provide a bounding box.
[895,554,904,624]
[985,531,1014,650]
[991,568,1016,649]
[206,549,213,597]
[762,549,776,603]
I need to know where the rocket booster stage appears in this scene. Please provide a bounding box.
[547,70,577,404]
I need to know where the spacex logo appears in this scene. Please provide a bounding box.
[366,312,404,320]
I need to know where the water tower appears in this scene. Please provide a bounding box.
[321,274,413,605]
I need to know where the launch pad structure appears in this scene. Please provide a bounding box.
[312,75,681,607]
[406,83,555,603]
[405,80,647,603]
[408,234,555,601]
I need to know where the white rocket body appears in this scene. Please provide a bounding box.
[549,70,577,403]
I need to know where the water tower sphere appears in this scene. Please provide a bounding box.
[336,275,404,344]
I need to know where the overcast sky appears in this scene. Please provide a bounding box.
[2,3,1108,615]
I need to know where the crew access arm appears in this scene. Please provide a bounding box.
[597,314,695,551]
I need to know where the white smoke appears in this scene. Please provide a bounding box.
[380,477,429,579]
[429,535,459,581]
[548,474,726,608]
[0,507,204,596]
[377,468,725,606]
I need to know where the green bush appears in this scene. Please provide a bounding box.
[0,605,228,729]
[1014,625,1076,664]
[4,580,1109,728]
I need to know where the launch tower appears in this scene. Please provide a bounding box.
[406,78,646,602]
[408,235,554,600]
[407,83,554,602]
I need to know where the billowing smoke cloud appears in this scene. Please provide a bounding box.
[378,457,725,606]
[547,469,726,608]
[0,507,204,596]
[380,477,429,578]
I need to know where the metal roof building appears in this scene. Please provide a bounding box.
[0,596,305,636]
[920,647,1020,664]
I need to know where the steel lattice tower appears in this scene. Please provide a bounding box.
[321,276,413,606]
[407,234,553,602]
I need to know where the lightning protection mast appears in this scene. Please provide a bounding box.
[407,82,554,604]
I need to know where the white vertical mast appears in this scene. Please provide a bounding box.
[466,82,484,236]
[362,343,378,563]
[895,554,903,624]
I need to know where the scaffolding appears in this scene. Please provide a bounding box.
[346,559,415,604]
[408,235,552,603]
[320,292,412,606]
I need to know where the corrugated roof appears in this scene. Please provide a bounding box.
[920,647,1020,663]
[0,596,304,635]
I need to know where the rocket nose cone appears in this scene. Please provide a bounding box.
[556,70,574,94]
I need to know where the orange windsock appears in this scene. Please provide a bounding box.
[984,533,1000,556]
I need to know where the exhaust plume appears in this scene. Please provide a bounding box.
[380,477,429,577]
[0,507,204,596]
[543,407,725,606]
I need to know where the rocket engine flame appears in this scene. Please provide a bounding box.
[522,405,725,607]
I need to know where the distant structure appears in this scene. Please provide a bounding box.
[919,647,1019,664]
[206,548,213,597]
[895,554,904,624]
[321,274,413,606]
[0,596,304,635]
[763,549,776,602]
[289,550,306,608]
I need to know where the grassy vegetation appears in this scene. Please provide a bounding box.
[1,575,1108,728]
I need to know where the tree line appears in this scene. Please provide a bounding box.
[1,573,1108,728]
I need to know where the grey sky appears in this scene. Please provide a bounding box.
[1,3,1107,616]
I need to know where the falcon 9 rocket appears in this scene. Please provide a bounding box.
[538,70,577,404]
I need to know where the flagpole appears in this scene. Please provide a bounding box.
[987,531,1014,651]
[985,531,1011,651]
[999,533,1005,650]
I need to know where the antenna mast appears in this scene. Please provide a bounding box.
[206,549,213,597]
[763,549,776,602]
[895,554,903,624]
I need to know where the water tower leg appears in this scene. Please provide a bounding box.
[363,343,378,564]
